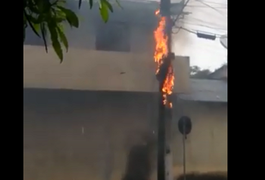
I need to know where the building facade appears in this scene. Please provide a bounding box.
[23,1,227,180]
[24,79,227,180]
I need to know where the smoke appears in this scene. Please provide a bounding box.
[122,131,156,180]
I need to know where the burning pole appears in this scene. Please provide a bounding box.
[154,0,174,180]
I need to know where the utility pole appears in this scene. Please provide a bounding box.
[156,53,174,180]
[157,0,174,180]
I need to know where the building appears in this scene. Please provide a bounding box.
[23,1,227,180]
[24,0,185,53]
[24,79,227,180]
[172,79,227,174]
[209,65,227,80]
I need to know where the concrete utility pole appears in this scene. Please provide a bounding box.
[157,0,174,180]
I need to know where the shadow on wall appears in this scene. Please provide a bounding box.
[24,88,159,180]
[122,132,157,180]
[176,172,227,180]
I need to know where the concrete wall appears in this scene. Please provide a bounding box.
[24,89,227,180]
[171,100,227,175]
[23,45,190,93]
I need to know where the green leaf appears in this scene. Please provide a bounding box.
[58,7,79,28]
[99,1,109,23]
[24,11,40,37]
[52,38,63,62]
[78,0,82,9]
[32,23,40,33]
[57,0,66,6]
[89,0,93,9]
[115,0,123,9]
[48,23,63,62]
[57,25,68,52]
[103,0,113,12]
[40,23,48,53]
[23,13,27,25]
[36,0,51,13]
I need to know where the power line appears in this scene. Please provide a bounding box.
[172,26,182,34]
[180,20,227,31]
[171,0,226,39]
[173,26,196,34]
[195,0,226,16]
[172,0,191,24]
[186,5,227,9]
[172,0,227,31]
[173,26,223,38]
[197,0,227,6]
[184,16,225,24]
[182,16,227,29]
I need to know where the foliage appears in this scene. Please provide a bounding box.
[190,66,212,79]
[23,0,121,62]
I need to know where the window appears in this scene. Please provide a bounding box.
[95,22,130,52]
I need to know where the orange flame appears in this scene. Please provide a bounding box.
[155,9,160,15]
[153,10,174,108]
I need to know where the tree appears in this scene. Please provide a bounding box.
[23,0,121,62]
[190,66,212,79]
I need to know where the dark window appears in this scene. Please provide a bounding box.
[95,22,130,52]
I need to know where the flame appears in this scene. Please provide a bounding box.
[155,10,160,15]
[154,10,174,108]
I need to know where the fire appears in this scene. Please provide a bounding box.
[154,10,175,108]
[154,16,168,74]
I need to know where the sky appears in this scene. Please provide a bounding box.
[171,0,227,71]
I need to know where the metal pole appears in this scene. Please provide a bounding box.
[182,124,186,180]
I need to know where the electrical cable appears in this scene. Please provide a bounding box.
[196,0,227,6]
[173,26,223,38]
[186,5,227,9]
[183,16,226,27]
[180,20,227,31]
[195,0,226,16]
[172,26,182,34]
[172,0,227,31]
[172,0,191,24]
[179,27,197,34]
